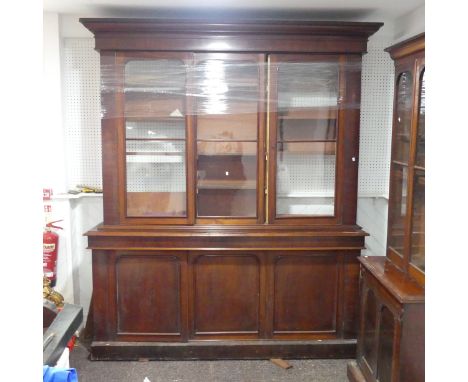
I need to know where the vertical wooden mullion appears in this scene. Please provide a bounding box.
[256,54,267,224]
[267,55,279,224]
[185,54,196,224]
[336,55,347,223]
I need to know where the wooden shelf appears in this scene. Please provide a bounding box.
[277,141,336,155]
[279,108,337,120]
[126,116,186,122]
[197,141,257,156]
[126,138,186,142]
[197,179,257,190]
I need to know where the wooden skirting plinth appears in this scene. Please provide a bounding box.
[91,339,357,361]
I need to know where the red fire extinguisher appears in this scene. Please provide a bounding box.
[43,220,63,287]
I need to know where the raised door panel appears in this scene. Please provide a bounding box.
[272,254,338,337]
[358,287,379,379]
[191,253,262,338]
[377,306,397,382]
[116,254,183,339]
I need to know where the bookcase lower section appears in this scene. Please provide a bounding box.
[87,226,366,360]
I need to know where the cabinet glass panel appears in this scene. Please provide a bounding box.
[276,61,338,216]
[410,69,425,271]
[393,71,413,164]
[410,169,425,271]
[124,59,187,217]
[415,70,425,168]
[387,163,408,255]
[195,58,259,217]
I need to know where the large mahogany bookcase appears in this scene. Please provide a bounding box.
[348,33,425,382]
[82,18,382,360]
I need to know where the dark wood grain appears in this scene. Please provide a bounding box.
[83,17,381,360]
[191,253,261,338]
[116,255,181,336]
[272,254,338,335]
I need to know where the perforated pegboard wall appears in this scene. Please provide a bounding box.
[62,37,394,196]
[358,38,395,197]
[63,39,102,189]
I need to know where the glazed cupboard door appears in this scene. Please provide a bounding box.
[408,63,425,278]
[386,53,425,284]
[193,53,266,223]
[119,52,195,224]
[267,55,351,224]
[387,68,413,261]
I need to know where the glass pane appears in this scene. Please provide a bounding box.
[410,170,425,272]
[387,163,408,255]
[415,70,425,168]
[393,71,413,163]
[362,290,378,373]
[377,306,395,382]
[276,61,338,216]
[124,59,187,217]
[195,58,259,217]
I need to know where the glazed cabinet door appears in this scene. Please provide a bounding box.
[116,52,196,224]
[267,55,358,224]
[408,62,425,280]
[193,53,266,223]
[387,68,413,261]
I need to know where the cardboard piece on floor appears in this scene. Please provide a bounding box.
[270,358,292,369]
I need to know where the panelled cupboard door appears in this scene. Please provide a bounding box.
[115,253,188,341]
[270,253,339,338]
[189,253,265,339]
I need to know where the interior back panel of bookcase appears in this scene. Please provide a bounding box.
[62,37,394,197]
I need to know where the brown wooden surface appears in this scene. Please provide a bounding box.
[358,257,424,304]
[90,338,357,360]
[352,256,424,382]
[272,254,338,335]
[191,253,261,338]
[116,255,181,336]
[83,17,379,359]
[80,18,382,54]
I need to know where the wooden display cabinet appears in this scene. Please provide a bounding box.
[82,18,382,360]
[348,33,425,382]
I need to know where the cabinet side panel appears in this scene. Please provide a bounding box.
[92,251,117,340]
[116,255,182,335]
[100,52,123,224]
[273,254,338,335]
[343,253,361,338]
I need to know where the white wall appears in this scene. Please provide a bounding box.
[43,12,68,193]
[393,4,425,43]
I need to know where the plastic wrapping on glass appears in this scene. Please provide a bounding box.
[275,60,338,216]
[101,60,362,118]
[112,58,360,219]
